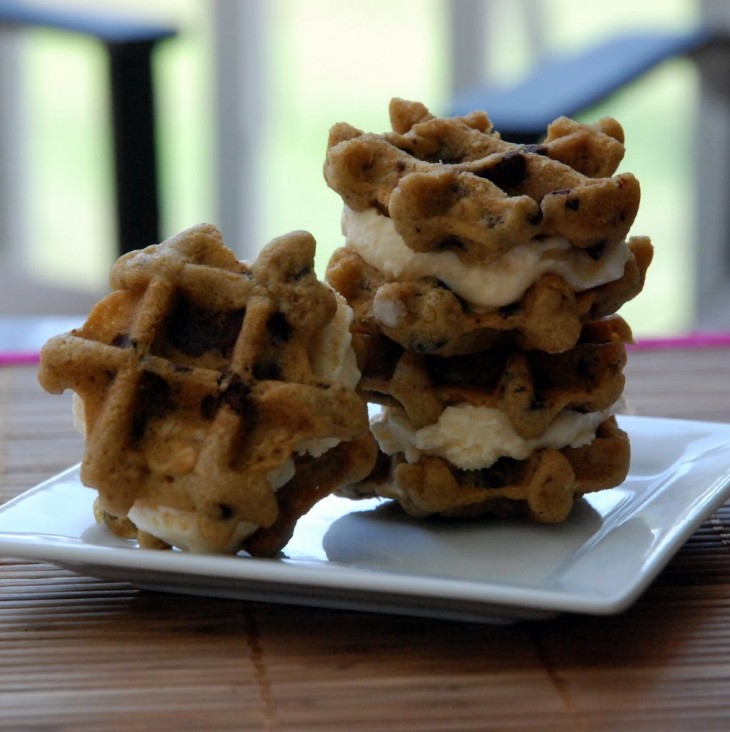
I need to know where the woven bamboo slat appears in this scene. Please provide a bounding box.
[0,350,729,731]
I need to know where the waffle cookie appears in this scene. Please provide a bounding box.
[326,236,651,355]
[342,417,629,522]
[353,316,631,439]
[325,98,653,354]
[339,319,631,521]
[38,224,376,556]
[325,99,651,524]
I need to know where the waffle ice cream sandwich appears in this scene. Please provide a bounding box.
[39,224,376,555]
[325,99,653,522]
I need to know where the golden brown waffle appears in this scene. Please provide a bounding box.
[325,98,641,264]
[38,224,376,556]
[324,99,653,355]
[352,316,630,439]
[340,417,629,523]
[326,237,651,355]
[341,317,632,522]
[387,99,627,177]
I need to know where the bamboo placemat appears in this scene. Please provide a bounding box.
[1,351,729,731]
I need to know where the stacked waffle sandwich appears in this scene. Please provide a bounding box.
[38,225,376,555]
[324,99,653,522]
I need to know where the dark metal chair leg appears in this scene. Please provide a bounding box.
[0,1,175,258]
[107,40,160,256]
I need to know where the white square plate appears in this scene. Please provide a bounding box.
[1,415,729,623]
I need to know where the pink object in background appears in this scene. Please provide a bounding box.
[630,333,730,350]
[0,352,40,366]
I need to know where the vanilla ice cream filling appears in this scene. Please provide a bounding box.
[342,207,632,310]
[124,458,300,554]
[293,288,360,458]
[126,502,259,554]
[308,288,360,390]
[371,403,618,471]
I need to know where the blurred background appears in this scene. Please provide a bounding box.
[0,0,727,338]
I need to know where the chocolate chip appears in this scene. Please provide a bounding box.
[585,241,606,261]
[221,374,249,414]
[287,265,312,282]
[111,333,135,348]
[565,197,580,211]
[217,503,234,520]
[475,151,527,192]
[266,311,291,344]
[486,457,524,487]
[485,214,504,229]
[436,236,466,251]
[575,356,594,383]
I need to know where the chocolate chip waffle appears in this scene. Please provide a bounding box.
[387,98,627,178]
[325,98,640,264]
[326,237,652,355]
[342,417,629,523]
[352,316,631,439]
[38,224,376,556]
[324,99,648,525]
[324,99,653,355]
[339,319,631,522]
